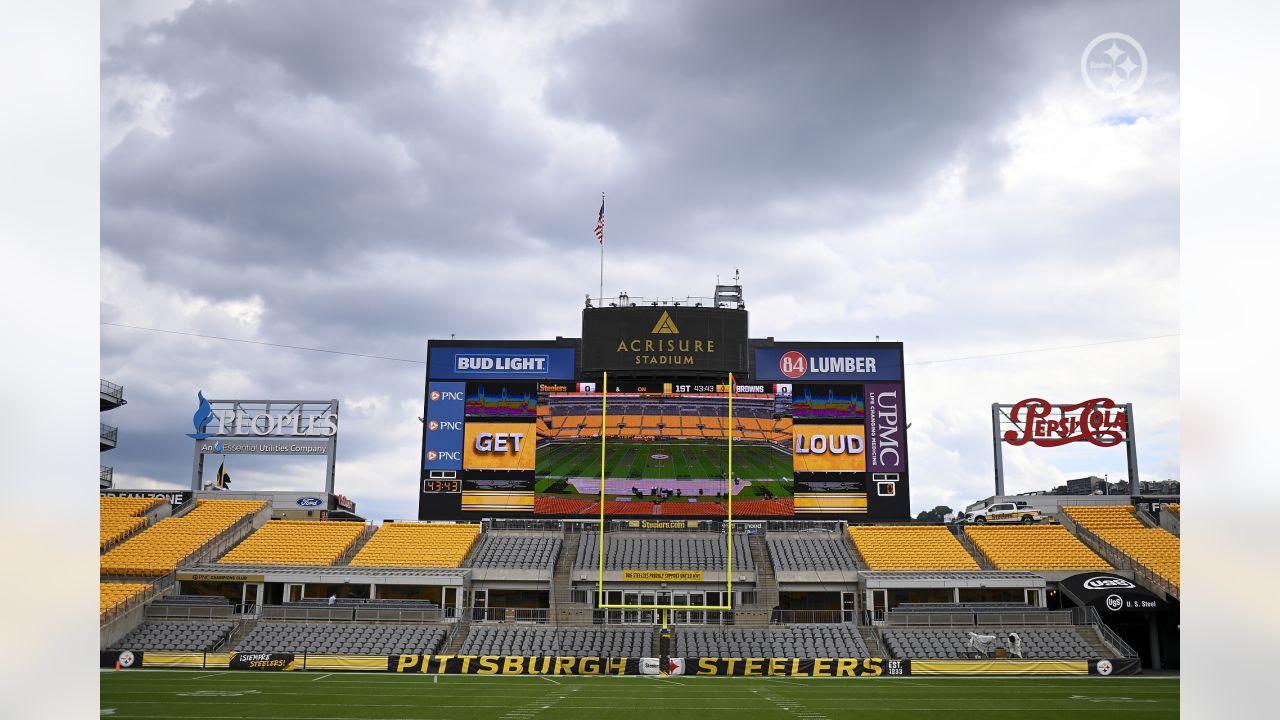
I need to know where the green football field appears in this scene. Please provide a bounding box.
[536,440,792,498]
[101,671,1179,719]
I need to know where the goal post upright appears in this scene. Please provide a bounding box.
[594,371,737,613]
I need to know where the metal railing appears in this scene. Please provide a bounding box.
[100,466,114,486]
[1072,606,1140,659]
[101,573,176,625]
[471,607,551,624]
[881,610,1073,628]
[100,423,119,445]
[101,379,124,403]
[768,609,852,625]
[1072,523,1179,600]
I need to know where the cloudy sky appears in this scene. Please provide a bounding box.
[100,0,1179,522]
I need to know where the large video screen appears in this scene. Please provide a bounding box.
[419,341,910,520]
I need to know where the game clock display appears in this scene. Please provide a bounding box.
[422,479,462,493]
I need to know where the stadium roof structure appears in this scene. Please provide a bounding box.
[859,570,1046,588]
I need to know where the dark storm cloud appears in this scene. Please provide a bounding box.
[101,0,1179,520]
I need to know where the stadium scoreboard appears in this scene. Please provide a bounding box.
[419,306,910,520]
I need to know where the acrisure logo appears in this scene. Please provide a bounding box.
[187,390,214,439]
[1083,576,1136,591]
[1081,33,1147,99]
[651,311,680,334]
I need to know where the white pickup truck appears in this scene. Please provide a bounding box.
[964,501,1045,524]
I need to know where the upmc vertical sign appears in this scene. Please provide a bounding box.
[424,382,464,471]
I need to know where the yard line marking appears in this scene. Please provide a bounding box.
[190,672,227,680]
[311,674,333,682]
[539,677,561,685]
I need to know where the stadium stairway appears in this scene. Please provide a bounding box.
[336,525,379,566]
[747,534,779,613]
[440,616,473,655]
[553,531,592,626]
[225,618,259,650]
[858,626,889,658]
[952,527,998,571]
[1075,625,1124,660]
[841,529,870,571]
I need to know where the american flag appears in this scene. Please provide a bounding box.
[594,198,605,245]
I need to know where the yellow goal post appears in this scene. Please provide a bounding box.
[595,371,737,612]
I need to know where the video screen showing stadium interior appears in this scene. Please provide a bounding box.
[529,381,870,517]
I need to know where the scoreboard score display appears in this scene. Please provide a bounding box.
[419,336,910,520]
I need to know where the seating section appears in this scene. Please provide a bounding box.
[100,497,163,549]
[236,622,445,655]
[219,520,365,566]
[964,525,1112,571]
[1163,504,1179,514]
[469,534,562,569]
[574,532,754,571]
[459,627,651,658]
[100,500,267,576]
[111,621,233,651]
[883,628,1100,659]
[674,626,869,658]
[349,523,481,568]
[847,526,980,570]
[1063,506,1180,588]
[767,534,857,571]
[101,582,150,615]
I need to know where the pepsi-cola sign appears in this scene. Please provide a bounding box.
[1002,398,1128,448]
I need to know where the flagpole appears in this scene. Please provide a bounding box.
[598,191,605,305]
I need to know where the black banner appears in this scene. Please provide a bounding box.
[388,655,637,675]
[686,657,907,677]
[1059,572,1167,612]
[1090,658,1142,676]
[100,650,143,669]
[230,652,297,671]
[581,306,748,375]
[100,489,192,508]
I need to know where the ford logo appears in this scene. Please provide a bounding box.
[296,497,323,507]
[1083,576,1135,591]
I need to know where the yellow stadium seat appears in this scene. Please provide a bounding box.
[349,523,481,568]
[100,499,267,577]
[848,526,980,570]
[217,520,366,566]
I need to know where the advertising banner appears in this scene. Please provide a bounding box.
[389,655,636,675]
[909,660,1087,675]
[755,347,902,382]
[865,384,906,473]
[622,570,704,582]
[100,490,192,508]
[463,422,536,470]
[424,382,465,471]
[428,346,577,381]
[197,438,330,455]
[229,652,298,671]
[686,657,904,677]
[1058,573,1167,612]
[639,658,686,675]
[1090,658,1142,676]
[792,424,867,472]
[581,306,748,373]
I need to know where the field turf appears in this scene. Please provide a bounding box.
[101,670,1179,719]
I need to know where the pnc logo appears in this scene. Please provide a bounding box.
[651,311,680,334]
[428,421,439,431]
[429,391,440,401]
[779,351,807,378]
